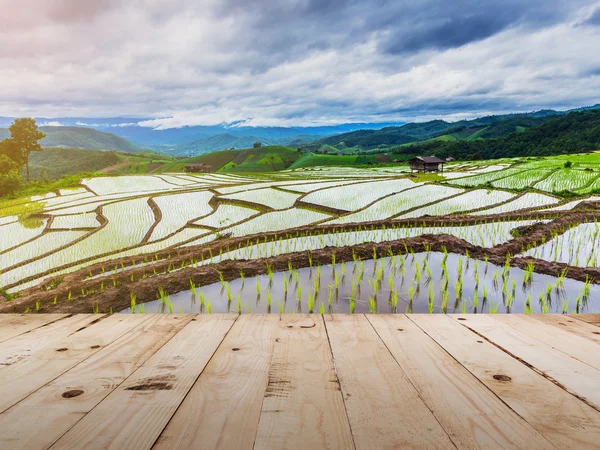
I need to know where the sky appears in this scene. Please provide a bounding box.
[0,0,599,129]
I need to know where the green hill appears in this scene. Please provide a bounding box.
[26,148,121,180]
[395,109,600,160]
[308,113,564,153]
[0,126,145,152]
[170,133,323,156]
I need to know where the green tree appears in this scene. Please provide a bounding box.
[0,138,20,165]
[0,171,21,196]
[0,154,19,174]
[8,118,46,182]
[0,155,21,196]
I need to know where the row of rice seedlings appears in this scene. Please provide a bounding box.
[126,247,598,314]
[522,221,600,267]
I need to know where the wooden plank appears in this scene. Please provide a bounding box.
[0,314,69,343]
[368,315,553,450]
[154,315,278,450]
[533,315,600,344]
[253,315,354,450]
[0,314,193,450]
[570,314,600,326]
[0,313,150,413]
[0,314,98,366]
[410,314,600,450]
[491,315,600,371]
[453,314,600,410]
[51,314,237,450]
[324,314,454,449]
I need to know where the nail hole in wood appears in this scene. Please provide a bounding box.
[232,348,240,351]
[56,348,68,352]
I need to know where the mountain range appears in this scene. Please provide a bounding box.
[1,104,598,156]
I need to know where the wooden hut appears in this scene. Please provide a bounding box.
[408,156,446,172]
[185,163,213,173]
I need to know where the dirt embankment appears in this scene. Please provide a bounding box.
[3,204,600,314]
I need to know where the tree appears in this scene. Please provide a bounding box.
[0,155,21,196]
[0,138,21,165]
[0,171,20,196]
[9,118,46,182]
[0,154,18,174]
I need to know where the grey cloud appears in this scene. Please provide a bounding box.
[0,0,599,126]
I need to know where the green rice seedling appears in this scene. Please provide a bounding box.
[53,296,57,305]
[255,278,261,296]
[583,275,592,297]
[350,298,355,314]
[226,283,233,301]
[206,301,212,314]
[238,294,243,312]
[297,285,302,302]
[489,302,499,314]
[93,303,99,314]
[35,301,40,311]
[369,296,376,314]
[319,302,325,314]
[440,290,449,313]
[67,291,72,301]
[473,291,479,310]
[428,284,435,314]
[278,300,284,314]
[409,286,414,303]
[414,262,422,284]
[307,292,315,313]
[139,303,145,314]
[189,279,196,295]
[239,269,245,282]
[390,289,399,309]
[561,297,570,314]
[130,292,137,313]
[199,291,205,306]
[461,299,467,314]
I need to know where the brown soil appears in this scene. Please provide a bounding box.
[4,202,600,314]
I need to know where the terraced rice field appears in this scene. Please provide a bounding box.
[2,162,600,315]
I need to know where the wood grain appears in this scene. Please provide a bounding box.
[533,314,600,344]
[411,315,600,449]
[492,315,600,370]
[51,314,236,450]
[325,314,455,449]
[368,314,553,450]
[0,314,142,413]
[155,314,278,450]
[453,314,600,410]
[0,314,68,343]
[253,315,354,450]
[0,314,192,450]
[569,314,600,327]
